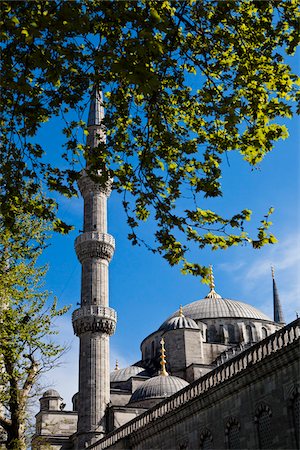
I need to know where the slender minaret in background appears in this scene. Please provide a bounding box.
[72,89,117,449]
[271,266,285,325]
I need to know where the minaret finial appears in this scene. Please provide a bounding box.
[205,265,221,299]
[271,265,275,279]
[271,266,285,324]
[179,305,184,317]
[114,360,119,371]
[159,338,169,376]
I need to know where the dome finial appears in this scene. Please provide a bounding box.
[159,338,169,376]
[179,305,184,317]
[114,360,119,371]
[206,265,221,299]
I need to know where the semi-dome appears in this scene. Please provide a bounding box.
[167,297,272,322]
[129,375,188,404]
[110,365,148,383]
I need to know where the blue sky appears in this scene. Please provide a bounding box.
[36,78,300,410]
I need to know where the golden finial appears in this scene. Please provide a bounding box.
[114,360,119,371]
[206,265,221,299]
[209,265,215,290]
[159,338,169,376]
[271,266,275,279]
[179,305,184,317]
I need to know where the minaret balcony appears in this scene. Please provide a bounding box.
[75,232,115,262]
[72,305,117,336]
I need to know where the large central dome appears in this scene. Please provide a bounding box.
[166,297,271,322]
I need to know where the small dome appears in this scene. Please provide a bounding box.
[159,315,199,331]
[110,365,148,383]
[42,389,61,398]
[129,375,188,404]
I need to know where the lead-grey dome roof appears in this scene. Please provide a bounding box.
[42,389,61,398]
[168,298,271,322]
[110,365,148,383]
[129,375,188,404]
[159,315,199,331]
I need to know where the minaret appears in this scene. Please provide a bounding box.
[72,89,117,449]
[271,266,285,325]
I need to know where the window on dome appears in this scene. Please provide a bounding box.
[261,327,268,339]
[246,325,253,343]
[228,324,235,343]
[207,325,218,343]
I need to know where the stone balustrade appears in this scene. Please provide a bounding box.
[72,305,117,336]
[75,232,115,248]
[72,305,117,322]
[75,232,115,263]
[89,318,300,450]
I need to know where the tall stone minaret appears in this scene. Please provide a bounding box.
[72,89,117,449]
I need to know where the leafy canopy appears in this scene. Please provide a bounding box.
[0,211,69,450]
[1,0,299,277]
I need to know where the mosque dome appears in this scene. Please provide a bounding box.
[42,389,61,398]
[129,375,188,404]
[159,306,199,331]
[164,266,272,323]
[168,297,271,322]
[110,365,148,383]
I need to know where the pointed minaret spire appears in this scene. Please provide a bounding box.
[206,265,221,299]
[159,338,169,376]
[271,266,285,324]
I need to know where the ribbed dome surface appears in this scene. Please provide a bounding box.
[159,315,199,331]
[110,365,148,383]
[168,298,271,321]
[129,375,188,403]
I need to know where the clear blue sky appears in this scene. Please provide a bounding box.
[38,85,300,411]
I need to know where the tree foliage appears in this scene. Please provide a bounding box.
[0,212,69,450]
[1,0,299,277]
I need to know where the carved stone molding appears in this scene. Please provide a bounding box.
[78,171,112,198]
[72,306,117,337]
[75,232,115,262]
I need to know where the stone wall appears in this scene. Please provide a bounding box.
[88,319,300,450]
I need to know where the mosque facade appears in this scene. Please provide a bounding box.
[31,92,300,450]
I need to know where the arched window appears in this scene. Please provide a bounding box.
[200,429,213,449]
[255,404,272,449]
[292,392,300,447]
[208,325,218,343]
[228,324,235,343]
[225,418,241,449]
[246,325,253,343]
[261,327,268,339]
